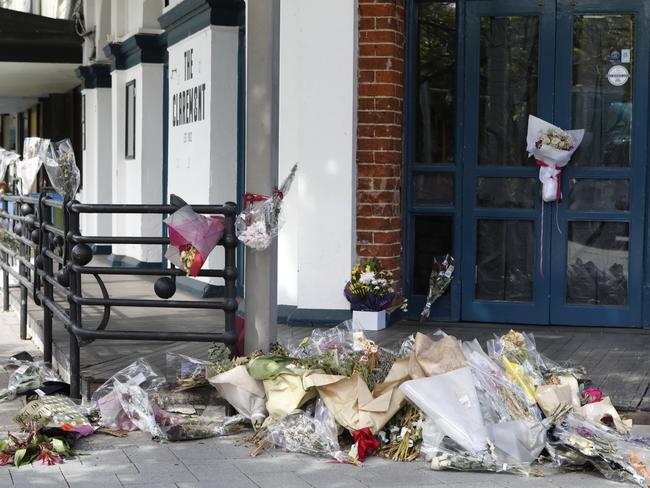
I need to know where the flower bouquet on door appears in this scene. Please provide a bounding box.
[164,200,225,276]
[526,115,584,202]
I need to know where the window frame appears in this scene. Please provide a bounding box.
[125,79,136,160]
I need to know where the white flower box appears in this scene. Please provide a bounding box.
[352,310,386,331]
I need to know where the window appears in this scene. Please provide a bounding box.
[125,80,136,159]
[81,94,86,151]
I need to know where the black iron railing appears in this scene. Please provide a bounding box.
[0,194,239,398]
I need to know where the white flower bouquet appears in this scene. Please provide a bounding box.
[236,164,297,250]
[526,115,584,202]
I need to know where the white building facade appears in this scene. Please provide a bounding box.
[78,0,359,325]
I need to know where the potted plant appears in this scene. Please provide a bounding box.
[343,257,396,331]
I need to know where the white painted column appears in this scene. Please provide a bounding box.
[244,0,280,353]
[278,0,357,311]
[80,87,112,237]
[110,64,164,262]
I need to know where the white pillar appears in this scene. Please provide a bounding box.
[244,0,281,353]
[80,87,112,237]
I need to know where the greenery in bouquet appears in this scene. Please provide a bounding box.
[208,343,237,374]
[0,430,73,466]
[344,257,401,312]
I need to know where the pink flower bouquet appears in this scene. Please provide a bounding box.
[164,205,225,276]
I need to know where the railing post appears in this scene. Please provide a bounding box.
[67,201,82,399]
[223,201,238,358]
[1,197,9,312]
[40,196,53,364]
[17,200,27,340]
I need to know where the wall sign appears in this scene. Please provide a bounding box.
[168,32,211,174]
[607,65,629,86]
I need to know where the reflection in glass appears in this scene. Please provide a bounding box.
[479,16,539,166]
[572,15,634,166]
[413,215,453,295]
[568,179,629,210]
[414,173,454,205]
[566,221,628,305]
[476,177,537,208]
[476,220,534,301]
[416,3,456,163]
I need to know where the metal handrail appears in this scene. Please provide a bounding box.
[0,193,239,398]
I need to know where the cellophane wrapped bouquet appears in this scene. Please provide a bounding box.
[17,137,50,195]
[164,204,225,276]
[526,115,584,202]
[236,163,297,250]
[420,255,455,320]
[43,139,80,200]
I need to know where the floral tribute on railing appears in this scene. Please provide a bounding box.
[236,163,297,250]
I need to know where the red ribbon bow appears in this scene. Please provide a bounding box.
[243,189,284,209]
[352,427,379,462]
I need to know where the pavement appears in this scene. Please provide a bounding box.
[0,312,649,488]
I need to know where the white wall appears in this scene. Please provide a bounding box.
[110,64,164,262]
[110,0,164,41]
[79,88,112,237]
[278,0,357,309]
[167,26,239,284]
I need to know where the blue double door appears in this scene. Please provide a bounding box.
[461,0,649,326]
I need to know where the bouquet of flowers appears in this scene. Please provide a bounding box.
[236,163,297,250]
[0,430,73,467]
[166,352,217,391]
[420,255,455,321]
[17,137,50,195]
[344,257,395,312]
[548,413,650,487]
[526,115,584,202]
[43,139,80,200]
[164,203,225,276]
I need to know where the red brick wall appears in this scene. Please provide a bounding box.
[356,0,406,289]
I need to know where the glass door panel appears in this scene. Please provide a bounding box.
[478,16,539,166]
[462,0,555,324]
[550,2,648,327]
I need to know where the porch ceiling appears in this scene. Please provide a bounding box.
[0,62,80,99]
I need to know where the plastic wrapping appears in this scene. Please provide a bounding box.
[420,255,455,320]
[0,150,19,183]
[526,115,585,202]
[90,359,171,437]
[400,367,488,454]
[163,414,248,442]
[164,205,225,276]
[18,137,50,195]
[236,163,297,250]
[429,439,533,476]
[14,396,94,438]
[265,405,348,462]
[289,320,365,359]
[549,413,650,487]
[0,359,61,401]
[44,139,80,199]
[166,353,215,391]
[461,340,540,423]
